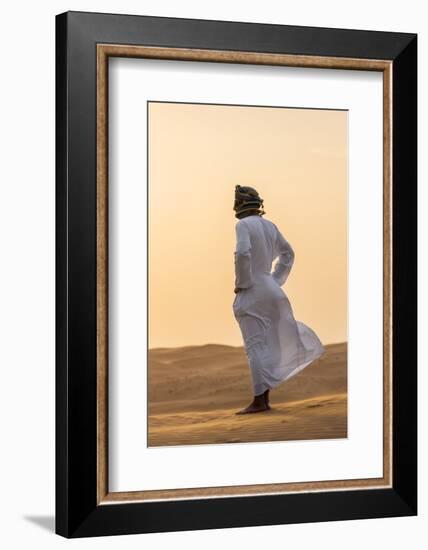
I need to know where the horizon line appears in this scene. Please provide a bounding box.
[148,341,347,352]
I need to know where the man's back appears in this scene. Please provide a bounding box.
[235,215,294,285]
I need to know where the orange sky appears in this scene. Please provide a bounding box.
[148,102,347,348]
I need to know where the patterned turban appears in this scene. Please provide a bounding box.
[233,185,265,217]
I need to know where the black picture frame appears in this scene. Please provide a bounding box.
[56,10,417,538]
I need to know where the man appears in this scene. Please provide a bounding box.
[233,185,325,414]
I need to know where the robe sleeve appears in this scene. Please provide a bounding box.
[234,221,253,289]
[272,226,295,287]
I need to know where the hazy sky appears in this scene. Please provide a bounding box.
[148,102,347,348]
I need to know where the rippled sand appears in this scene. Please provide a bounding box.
[148,342,347,447]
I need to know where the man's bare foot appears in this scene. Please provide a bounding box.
[264,389,271,410]
[235,394,269,415]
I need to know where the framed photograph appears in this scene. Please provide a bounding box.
[56,11,417,537]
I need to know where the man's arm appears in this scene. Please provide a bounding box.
[272,227,295,287]
[234,221,253,290]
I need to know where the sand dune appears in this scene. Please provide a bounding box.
[148,342,347,446]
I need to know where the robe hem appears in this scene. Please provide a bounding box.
[253,346,325,395]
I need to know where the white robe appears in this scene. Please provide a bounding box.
[233,214,325,396]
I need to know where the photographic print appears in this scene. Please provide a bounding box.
[147,101,348,447]
[57,13,417,536]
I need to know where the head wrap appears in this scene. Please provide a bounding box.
[233,185,265,217]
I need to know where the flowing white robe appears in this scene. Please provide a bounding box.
[233,215,325,396]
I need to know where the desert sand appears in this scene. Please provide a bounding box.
[148,342,347,447]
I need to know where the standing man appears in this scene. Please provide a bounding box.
[232,185,325,414]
